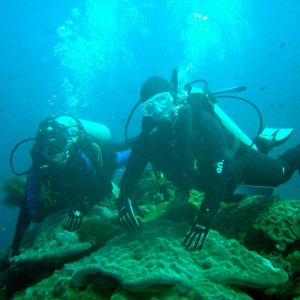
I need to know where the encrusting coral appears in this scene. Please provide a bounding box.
[252,198,300,252]
[1,176,26,207]
[13,219,288,300]
[11,213,92,266]
[212,195,300,254]
[77,206,123,248]
[11,206,122,266]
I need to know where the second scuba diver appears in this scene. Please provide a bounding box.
[116,73,300,251]
[1,115,130,269]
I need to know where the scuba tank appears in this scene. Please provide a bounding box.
[79,119,111,143]
[189,86,258,150]
[186,81,293,154]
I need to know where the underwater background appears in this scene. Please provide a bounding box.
[0,0,299,253]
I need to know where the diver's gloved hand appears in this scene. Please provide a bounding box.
[117,197,143,231]
[64,210,83,232]
[182,214,210,251]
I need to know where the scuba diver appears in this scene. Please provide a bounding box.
[116,71,300,251]
[0,115,130,270]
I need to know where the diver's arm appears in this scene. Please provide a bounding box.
[198,111,231,223]
[118,135,150,200]
[183,111,231,250]
[11,167,40,255]
[117,135,150,230]
[10,197,31,255]
[0,196,31,271]
[115,149,131,168]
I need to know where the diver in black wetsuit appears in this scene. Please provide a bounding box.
[116,75,300,251]
[0,115,131,271]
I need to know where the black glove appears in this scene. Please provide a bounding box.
[182,215,210,251]
[117,197,143,231]
[64,211,83,232]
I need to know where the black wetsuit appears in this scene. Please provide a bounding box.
[119,102,300,229]
[10,139,128,253]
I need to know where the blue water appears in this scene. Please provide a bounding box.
[0,0,299,251]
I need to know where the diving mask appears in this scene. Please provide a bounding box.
[141,92,174,119]
[34,116,82,168]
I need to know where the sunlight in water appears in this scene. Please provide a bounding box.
[55,0,140,113]
[54,0,251,113]
[178,0,251,84]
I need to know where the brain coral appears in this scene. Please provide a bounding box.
[252,198,300,252]
[11,205,120,266]
[12,219,289,299]
[70,219,288,299]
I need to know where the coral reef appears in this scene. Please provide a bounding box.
[13,219,288,300]
[1,176,26,207]
[2,171,300,299]
[132,169,175,206]
[252,198,300,252]
[11,205,123,266]
[11,209,91,266]
[212,195,300,253]
[0,205,124,299]
[77,206,123,248]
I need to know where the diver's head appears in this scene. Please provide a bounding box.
[140,76,171,102]
[140,76,177,126]
[31,116,83,170]
[141,92,176,121]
